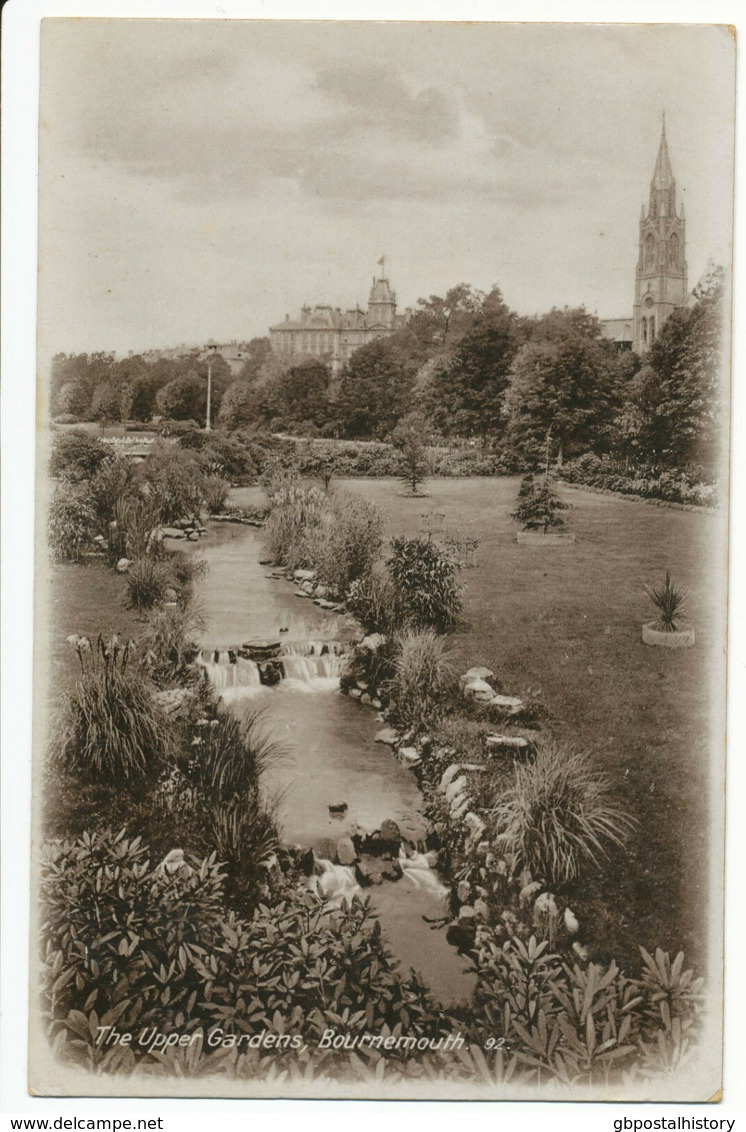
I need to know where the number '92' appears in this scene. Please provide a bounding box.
[483,1037,507,1050]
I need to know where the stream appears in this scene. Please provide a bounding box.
[185,521,475,1004]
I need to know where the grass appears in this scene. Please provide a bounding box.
[335,476,725,972]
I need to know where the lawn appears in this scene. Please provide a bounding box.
[333,477,727,973]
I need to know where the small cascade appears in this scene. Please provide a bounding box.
[282,639,348,658]
[281,654,345,682]
[197,655,261,689]
[198,639,348,695]
[312,859,360,904]
[399,851,449,896]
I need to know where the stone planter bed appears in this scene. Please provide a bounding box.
[642,620,695,648]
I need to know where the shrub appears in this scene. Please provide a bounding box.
[490,743,634,886]
[645,571,687,632]
[387,536,462,632]
[48,484,97,562]
[386,629,455,730]
[345,568,399,634]
[203,475,231,514]
[88,458,138,535]
[140,442,206,523]
[57,635,170,783]
[302,491,385,596]
[140,600,205,688]
[49,430,111,482]
[512,475,569,532]
[112,495,162,561]
[125,556,174,609]
[262,483,326,569]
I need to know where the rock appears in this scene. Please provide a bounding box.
[457,880,471,903]
[379,819,401,853]
[355,680,369,691]
[486,734,530,751]
[398,746,421,766]
[439,763,464,792]
[445,775,469,803]
[355,854,403,886]
[152,687,194,717]
[360,693,372,705]
[534,892,559,919]
[349,688,363,699]
[328,802,348,816]
[336,837,357,866]
[316,598,337,610]
[161,527,186,540]
[258,558,274,566]
[463,678,496,702]
[425,849,439,868]
[156,849,191,877]
[490,695,525,714]
[294,590,313,599]
[294,569,316,582]
[242,640,281,661]
[464,812,486,841]
[360,633,387,652]
[460,666,495,687]
[572,941,589,962]
[458,903,476,921]
[564,907,580,935]
[474,899,489,918]
[371,698,382,710]
[374,727,399,746]
[450,796,470,821]
[187,532,199,541]
[519,880,543,906]
[116,558,131,573]
[446,919,477,953]
[314,585,330,598]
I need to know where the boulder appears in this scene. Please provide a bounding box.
[328,802,348,817]
[450,796,471,821]
[187,532,199,542]
[374,727,399,746]
[349,688,363,699]
[116,558,132,573]
[463,678,496,702]
[439,763,464,792]
[294,569,316,582]
[360,693,372,705]
[242,640,281,661]
[360,633,387,653]
[460,666,495,687]
[445,775,469,804]
[398,747,421,767]
[379,819,402,854]
[161,527,186,540]
[458,903,477,921]
[490,695,525,714]
[355,680,369,691]
[152,687,194,718]
[355,854,403,886]
[336,837,357,866]
[371,698,382,710]
[564,907,580,935]
[457,880,471,904]
[464,812,486,842]
[486,734,530,751]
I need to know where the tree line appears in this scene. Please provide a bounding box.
[50,267,725,475]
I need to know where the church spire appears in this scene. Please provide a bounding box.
[651,114,675,191]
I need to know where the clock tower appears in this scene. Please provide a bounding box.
[632,118,688,354]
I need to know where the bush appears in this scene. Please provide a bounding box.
[387,537,462,632]
[125,557,174,609]
[49,430,111,482]
[88,458,138,536]
[345,568,399,634]
[140,601,205,688]
[512,475,569,532]
[112,495,162,561]
[559,454,719,507]
[140,442,206,523]
[203,475,231,514]
[302,491,385,596]
[48,484,97,562]
[491,743,634,886]
[57,635,170,783]
[387,630,455,730]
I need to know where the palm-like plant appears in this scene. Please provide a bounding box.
[491,743,635,886]
[646,572,687,632]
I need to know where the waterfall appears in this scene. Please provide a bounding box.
[399,851,449,896]
[281,654,344,682]
[198,642,346,696]
[312,859,360,904]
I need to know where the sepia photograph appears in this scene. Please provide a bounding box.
[24,16,734,1101]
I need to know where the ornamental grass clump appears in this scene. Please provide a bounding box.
[58,634,170,784]
[646,571,687,632]
[387,629,455,730]
[491,742,635,886]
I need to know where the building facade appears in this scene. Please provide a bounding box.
[600,120,688,354]
[269,272,412,375]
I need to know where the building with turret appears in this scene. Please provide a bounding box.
[600,118,688,354]
[269,268,412,375]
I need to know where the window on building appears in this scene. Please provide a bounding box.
[644,234,656,270]
[642,318,648,345]
[649,317,655,343]
[668,233,679,269]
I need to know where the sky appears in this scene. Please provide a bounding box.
[37,19,735,360]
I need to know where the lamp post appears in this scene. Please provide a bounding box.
[205,342,218,431]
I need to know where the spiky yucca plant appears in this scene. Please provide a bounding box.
[646,571,687,632]
[491,743,634,886]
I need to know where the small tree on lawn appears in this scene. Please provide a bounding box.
[512,474,569,534]
[391,412,430,496]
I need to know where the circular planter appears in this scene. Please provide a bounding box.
[642,620,695,648]
[516,530,576,545]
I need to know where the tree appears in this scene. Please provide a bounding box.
[423,288,521,444]
[335,340,413,439]
[156,373,206,421]
[236,337,272,382]
[505,309,618,464]
[638,266,725,469]
[390,412,431,495]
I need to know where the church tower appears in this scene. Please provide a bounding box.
[633,117,688,354]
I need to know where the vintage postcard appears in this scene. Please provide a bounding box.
[28,18,735,1100]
